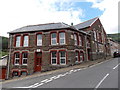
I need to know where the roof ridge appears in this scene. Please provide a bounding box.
[77,17,98,25]
[26,22,60,27]
[61,22,71,26]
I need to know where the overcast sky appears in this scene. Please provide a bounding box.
[0,0,119,37]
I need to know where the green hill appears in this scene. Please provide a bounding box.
[107,33,120,43]
[0,36,9,57]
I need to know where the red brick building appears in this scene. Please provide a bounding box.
[74,17,111,60]
[7,17,111,78]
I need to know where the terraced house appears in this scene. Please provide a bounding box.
[7,17,110,78]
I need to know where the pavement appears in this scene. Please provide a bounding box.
[1,57,120,89]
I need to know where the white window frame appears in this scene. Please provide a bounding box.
[79,35,82,46]
[75,51,79,63]
[14,53,20,65]
[22,52,28,65]
[59,32,65,45]
[74,34,78,45]
[23,35,29,47]
[80,52,84,62]
[51,51,57,65]
[16,36,21,47]
[94,31,97,41]
[87,39,90,47]
[51,33,57,45]
[59,51,66,65]
[37,34,42,46]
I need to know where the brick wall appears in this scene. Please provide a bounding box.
[8,29,91,78]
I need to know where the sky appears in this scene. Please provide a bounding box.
[0,0,119,37]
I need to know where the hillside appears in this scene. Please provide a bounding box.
[0,36,9,57]
[107,33,120,43]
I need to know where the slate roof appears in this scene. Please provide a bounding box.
[0,55,8,66]
[74,17,99,30]
[8,22,73,34]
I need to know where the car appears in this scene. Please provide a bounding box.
[113,51,120,58]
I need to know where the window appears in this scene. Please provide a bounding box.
[16,36,21,47]
[14,53,20,65]
[59,51,66,65]
[59,32,65,45]
[37,34,42,46]
[79,35,82,46]
[80,52,84,62]
[74,34,78,45]
[23,35,28,47]
[12,71,19,77]
[94,31,97,41]
[87,38,90,47]
[75,51,79,63]
[51,51,57,65]
[51,33,57,45]
[97,32,99,41]
[99,33,102,42]
[21,71,27,76]
[22,52,28,65]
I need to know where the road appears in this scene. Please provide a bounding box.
[1,57,120,89]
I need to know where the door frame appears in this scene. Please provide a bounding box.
[87,48,91,61]
[34,52,42,72]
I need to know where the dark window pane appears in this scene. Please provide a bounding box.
[52,52,57,57]
[60,51,65,57]
[37,34,42,40]
[13,71,19,77]
[52,33,56,38]
[21,71,27,76]
[52,59,56,64]
[23,53,28,58]
[16,53,20,58]
[61,59,65,63]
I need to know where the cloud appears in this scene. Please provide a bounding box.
[0,0,84,37]
[0,0,119,37]
[87,0,119,34]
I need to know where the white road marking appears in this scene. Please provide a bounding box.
[41,79,49,83]
[113,63,120,69]
[73,69,78,72]
[89,59,111,68]
[95,73,109,89]
[22,69,82,88]
[61,72,69,76]
[77,69,81,71]
[54,74,62,79]
[50,76,57,79]
[68,69,74,74]
[44,79,53,83]
[15,59,113,88]
[27,83,39,88]
[32,83,44,88]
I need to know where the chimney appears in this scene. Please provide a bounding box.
[71,22,73,26]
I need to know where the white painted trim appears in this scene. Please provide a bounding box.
[51,52,57,65]
[90,17,99,27]
[59,51,66,65]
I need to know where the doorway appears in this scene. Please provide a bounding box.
[87,49,91,61]
[34,52,42,72]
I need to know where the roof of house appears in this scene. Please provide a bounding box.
[74,17,99,30]
[8,22,74,34]
[0,55,8,66]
